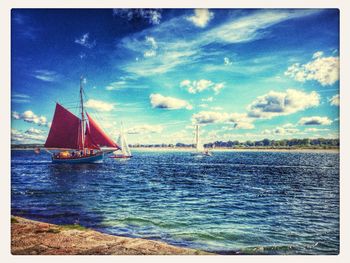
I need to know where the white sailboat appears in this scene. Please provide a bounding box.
[191,125,212,157]
[110,122,132,159]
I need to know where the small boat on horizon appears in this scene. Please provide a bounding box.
[44,77,120,163]
[191,125,212,157]
[109,122,132,159]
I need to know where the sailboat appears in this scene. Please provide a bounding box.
[191,125,212,157]
[110,122,132,159]
[44,78,120,163]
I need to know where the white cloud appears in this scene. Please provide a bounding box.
[33,70,60,82]
[192,111,254,129]
[247,89,320,119]
[145,36,157,49]
[204,9,318,44]
[187,9,214,28]
[12,110,49,127]
[85,99,115,112]
[12,94,30,99]
[144,36,158,57]
[228,113,255,129]
[143,50,156,57]
[213,83,225,95]
[105,81,127,91]
[224,57,232,66]
[202,97,213,102]
[180,79,225,94]
[180,79,191,87]
[329,94,340,106]
[192,111,228,124]
[105,78,148,91]
[210,106,223,111]
[12,111,20,119]
[127,124,163,134]
[312,51,324,59]
[113,9,162,25]
[262,126,300,135]
[186,79,212,94]
[121,48,197,76]
[298,116,333,126]
[150,93,192,110]
[305,127,329,132]
[118,9,320,77]
[25,127,44,135]
[282,123,296,128]
[74,33,96,48]
[285,52,339,86]
[233,122,255,130]
[11,129,46,144]
[12,93,30,103]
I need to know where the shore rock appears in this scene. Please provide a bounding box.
[11,216,211,255]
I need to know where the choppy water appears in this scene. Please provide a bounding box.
[11,150,339,255]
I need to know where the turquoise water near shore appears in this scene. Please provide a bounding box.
[11,150,339,255]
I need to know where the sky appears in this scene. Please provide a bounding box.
[11,8,339,145]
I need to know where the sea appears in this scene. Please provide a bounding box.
[11,149,339,255]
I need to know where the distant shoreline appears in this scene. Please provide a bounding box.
[11,147,339,153]
[131,147,340,153]
[11,216,210,255]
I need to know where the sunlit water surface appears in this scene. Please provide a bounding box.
[11,150,339,254]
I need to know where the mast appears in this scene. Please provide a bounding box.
[196,125,199,150]
[120,121,124,154]
[80,76,85,151]
[195,125,204,152]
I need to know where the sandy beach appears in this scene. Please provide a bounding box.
[11,216,210,255]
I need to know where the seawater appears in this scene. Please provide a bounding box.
[11,150,339,255]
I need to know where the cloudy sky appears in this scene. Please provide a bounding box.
[11,8,339,145]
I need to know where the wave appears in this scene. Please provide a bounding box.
[102,217,189,229]
[11,161,51,165]
[145,162,336,169]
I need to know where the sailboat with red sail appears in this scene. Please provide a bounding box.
[44,78,119,163]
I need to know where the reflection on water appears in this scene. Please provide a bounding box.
[11,150,339,255]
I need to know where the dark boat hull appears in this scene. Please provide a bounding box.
[52,152,104,163]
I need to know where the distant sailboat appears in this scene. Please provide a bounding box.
[191,125,212,157]
[44,77,120,163]
[110,122,132,159]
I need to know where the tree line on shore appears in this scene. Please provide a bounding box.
[176,138,339,149]
[204,138,339,148]
[12,138,339,149]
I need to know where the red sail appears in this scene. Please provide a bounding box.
[86,112,119,148]
[84,123,100,150]
[44,103,83,149]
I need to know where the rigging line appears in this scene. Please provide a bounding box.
[59,100,80,104]
[83,88,117,121]
[83,88,128,132]
[83,93,105,123]
[82,90,117,139]
[62,103,81,107]
[65,107,81,110]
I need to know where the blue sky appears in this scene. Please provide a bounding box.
[11,8,339,144]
